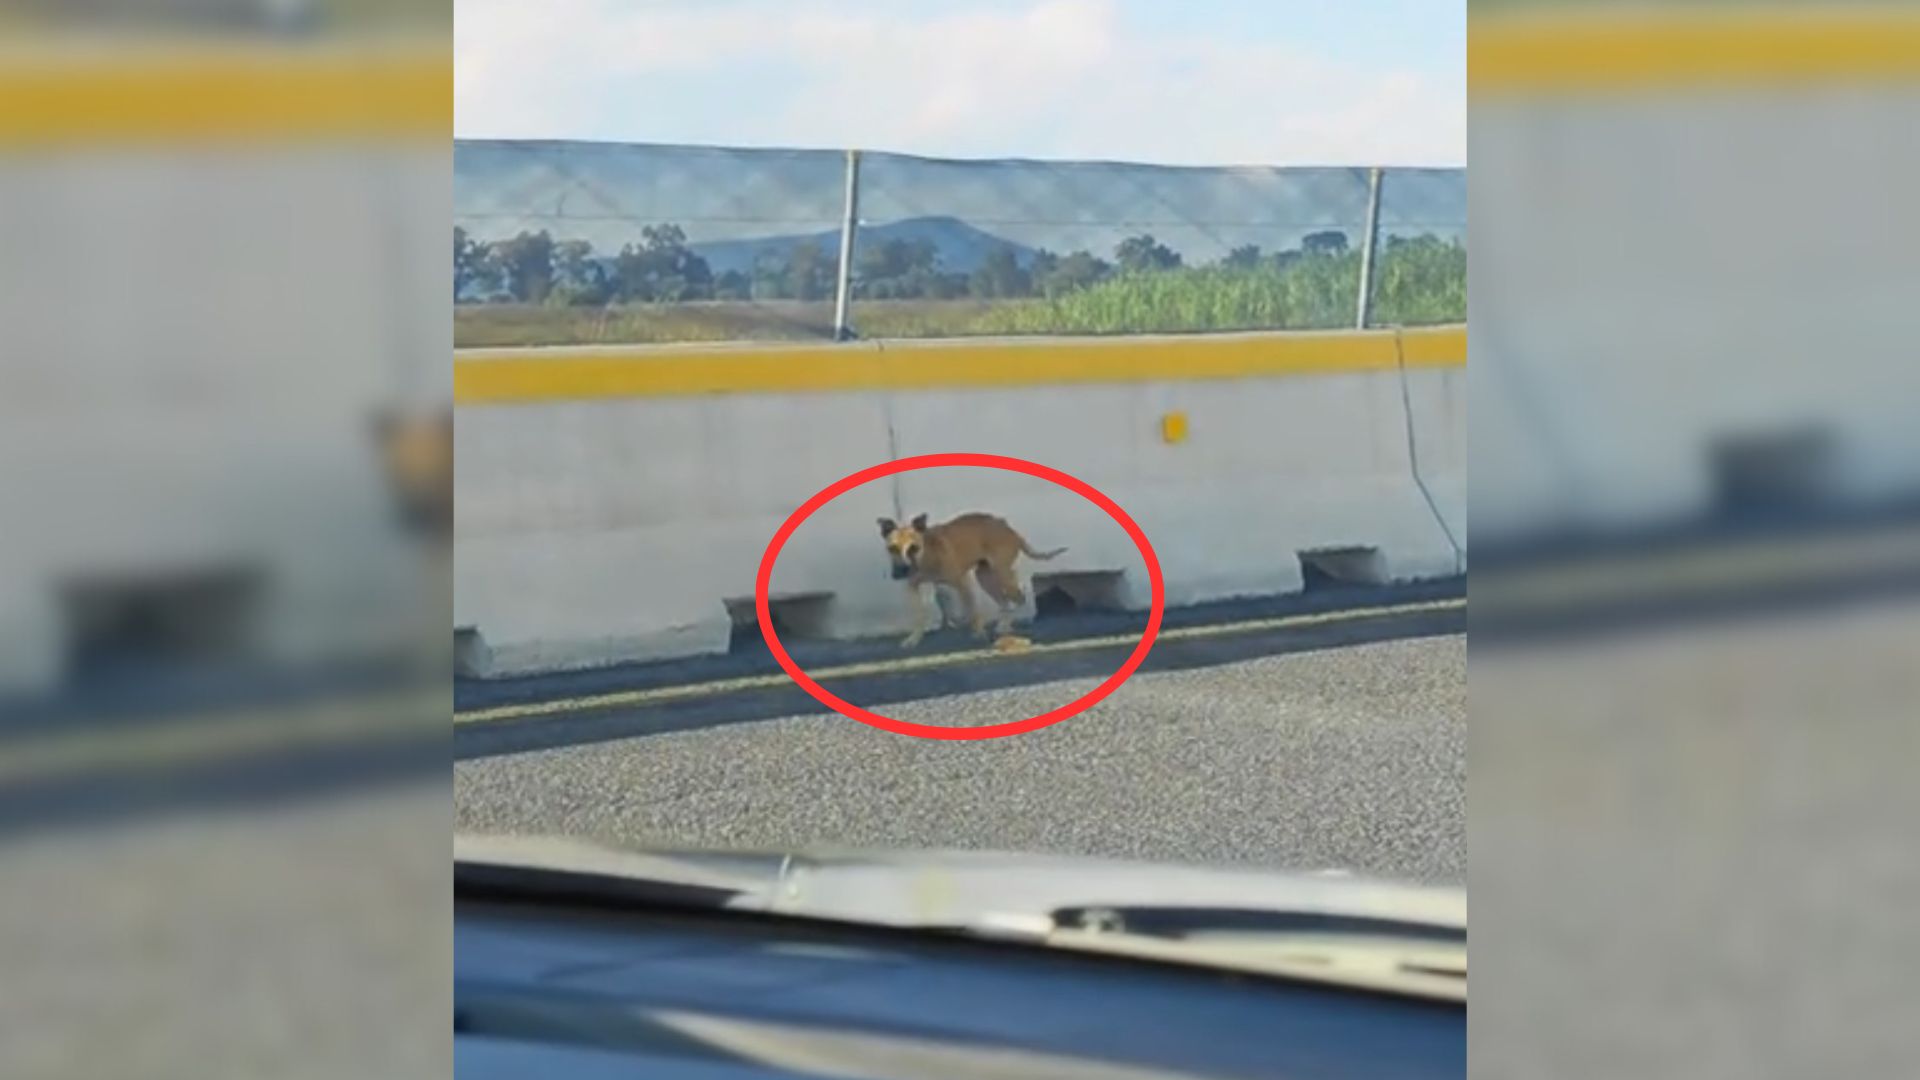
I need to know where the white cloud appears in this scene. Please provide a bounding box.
[455,0,1464,166]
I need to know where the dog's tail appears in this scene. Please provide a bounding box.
[1021,539,1068,561]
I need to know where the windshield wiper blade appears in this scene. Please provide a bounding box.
[759,849,1464,930]
[752,849,1467,999]
[1054,904,1466,943]
[1035,923,1466,1001]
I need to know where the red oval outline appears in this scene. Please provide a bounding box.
[756,453,1164,740]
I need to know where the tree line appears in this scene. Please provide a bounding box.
[455,223,1373,306]
[455,224,736,305]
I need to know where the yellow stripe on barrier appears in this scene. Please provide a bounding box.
[454,326,1467,405]
[1472,9,1920,95]
[0,41,450,147]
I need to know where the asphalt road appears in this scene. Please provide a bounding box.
[455,633,1466,884]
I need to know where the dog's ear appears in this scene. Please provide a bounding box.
[910,513,929,531]
[877,517,897,536]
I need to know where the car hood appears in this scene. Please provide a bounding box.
[454,832,1465,936]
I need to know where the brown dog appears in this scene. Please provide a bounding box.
[878,512,1066,648]
[373,408,453,542]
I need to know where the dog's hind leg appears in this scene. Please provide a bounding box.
[974,563,1022,634]
[954,575,987,639]
[936,584,970,629]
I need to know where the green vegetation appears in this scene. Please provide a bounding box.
[1370,234,1470,327]
[860,238,1462,337]
[453,224,1464,346]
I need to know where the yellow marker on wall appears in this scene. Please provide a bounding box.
[1160,410,1189,444]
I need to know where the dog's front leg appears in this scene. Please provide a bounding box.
[900,581,929,649]
[957,578,987,639]
[934,585,962,630]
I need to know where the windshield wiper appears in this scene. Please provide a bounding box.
[1011,904,1466,1001]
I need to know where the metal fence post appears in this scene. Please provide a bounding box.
[1355,166,1383,330]
[833,148,862,341]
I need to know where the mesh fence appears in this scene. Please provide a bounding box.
[453,140,1465,347]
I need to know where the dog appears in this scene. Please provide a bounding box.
[373,408,453,542]
[371,406,454,677]
[878,512,1066,648]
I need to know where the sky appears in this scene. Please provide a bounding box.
[454,0,1466,167]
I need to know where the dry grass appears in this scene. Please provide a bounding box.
[454,301,838,347]
[453,299,1082,347]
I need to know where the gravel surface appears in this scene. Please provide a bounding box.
[456,635,1466,883]
[2,779,450,1080]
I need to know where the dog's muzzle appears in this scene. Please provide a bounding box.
[890,563,911,580]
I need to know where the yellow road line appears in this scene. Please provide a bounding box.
[453,597,1467,727]
[454,326,1467,405]
[0,687,447,787]
[1472,9,1920,95]
[1474,524,1920,615]
[0,40,450,148]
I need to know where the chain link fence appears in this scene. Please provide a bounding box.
[454,140,1464,347]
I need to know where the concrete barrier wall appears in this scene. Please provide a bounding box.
[456,392,900,672]
[1471,12,1920,543]
[0,44,450,695]
[1402,365,1466,566]
[454,327,1466,676]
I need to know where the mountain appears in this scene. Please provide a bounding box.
[457,140,1465,274]
[691,216,1039,276]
